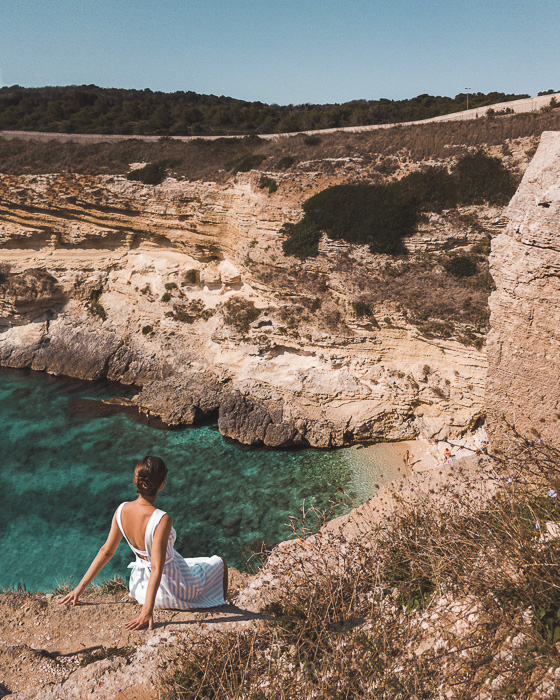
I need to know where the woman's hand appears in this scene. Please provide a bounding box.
[58,587,83,607]
[125,612,153,631]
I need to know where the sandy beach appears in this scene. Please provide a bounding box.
[343,431,489,500]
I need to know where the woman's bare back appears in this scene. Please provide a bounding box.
[120,501,158,557]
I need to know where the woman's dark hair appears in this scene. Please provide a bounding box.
[134,456,168,497]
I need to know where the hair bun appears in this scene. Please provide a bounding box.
[134,456,168,497]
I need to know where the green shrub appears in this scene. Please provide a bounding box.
[419,320,454,338]
[173,299,213,323]
[227,153,265,174]
[281,220,321,259]
[445,255,478,277]
[88,300,106,320]
[302,183,417,254]
[87,289,106,320]
[141,325,153,335]
[352,300,372,318]
[397,166,457,212]
[303,134,322,146]
[258,175,278,193]
[165,282,177,291]
[221,297,261,332]
[173,308,196,323]
[161,292,171,302]
[183,269,198,285]
[277,156,295,169]
[455,150,518,205]
[278,152,519,260]
[126,162,166,185]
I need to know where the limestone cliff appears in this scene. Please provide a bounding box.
[487,131,560,447]
[0,165,493,447]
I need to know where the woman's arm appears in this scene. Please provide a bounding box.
[125,514,172,631]
[58,512,123,606]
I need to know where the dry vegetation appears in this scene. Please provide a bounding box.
[0,110,559,180]
[0,110,550,346]
[163,432,560,699]
[250,235,493,346]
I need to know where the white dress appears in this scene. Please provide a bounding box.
[115,502,226,610]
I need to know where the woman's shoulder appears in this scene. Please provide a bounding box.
[114,501,128,515]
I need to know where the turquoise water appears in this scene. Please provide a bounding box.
[0,368,356,591]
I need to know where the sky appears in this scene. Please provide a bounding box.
[0,0,558,105]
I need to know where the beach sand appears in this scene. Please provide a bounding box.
[342,438,439,501]
[343,429,490,501]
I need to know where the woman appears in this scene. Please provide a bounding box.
[59,456,228,630]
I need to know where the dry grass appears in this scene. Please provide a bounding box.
[251,243,491,345]
[1,110,559,180]
[162,431,560,699]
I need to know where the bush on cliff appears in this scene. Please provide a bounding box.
[281,153,518,260]
[281,220,322,259]
[126,162,166,185]
[455,150,518,205]
[299,182,418,255]
[258,175,278,193]
[444,254,479,277]
[220,297,261,333]
[226,153,266,174]
[1,267,64,303]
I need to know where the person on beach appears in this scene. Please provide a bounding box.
[403,450,412,471]
[59,456,228,630]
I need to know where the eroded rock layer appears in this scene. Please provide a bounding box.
[487,131,560,446]
[0,169,488,446]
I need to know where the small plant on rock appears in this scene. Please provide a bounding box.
[277,155,295,169]
[352,300,373,318]
[220,297,261,332]
[87,289,106,321]
[172,299,214,323]
[444,254,478,277]
[183,269,198,285]
[126,162,166,185]
[226,153,265,174]
[258,175,278,193]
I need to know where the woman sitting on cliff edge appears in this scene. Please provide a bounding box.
[59,456,228,630]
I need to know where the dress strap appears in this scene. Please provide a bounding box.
[144,509,168,555]
[115,503,127,539]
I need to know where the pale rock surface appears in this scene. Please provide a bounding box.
[487,131,560,447]
[0,170,488,446]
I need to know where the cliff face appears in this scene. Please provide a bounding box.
[487,131,560,447]
[0,168,489,447]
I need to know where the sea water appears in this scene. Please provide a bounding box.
[0,367,365,592]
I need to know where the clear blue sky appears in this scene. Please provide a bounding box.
[0,0,558,105]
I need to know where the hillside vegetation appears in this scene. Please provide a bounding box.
[1,108,560,181]
[282,152,517,257]
[0,85,532,136]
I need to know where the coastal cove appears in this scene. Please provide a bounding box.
[0,367,399,592]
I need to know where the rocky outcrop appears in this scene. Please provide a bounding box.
[0,169,489,447]
[487,131,560,447]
